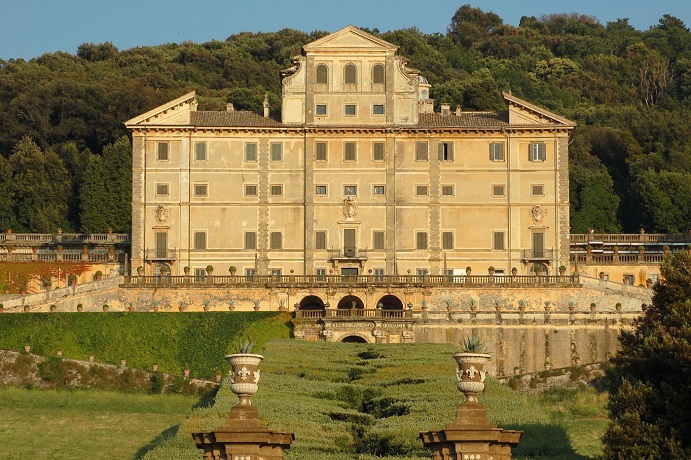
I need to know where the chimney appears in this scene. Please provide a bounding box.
[226,103,234,112]
[263,93,270,118]
[455,104,462,116]
[441,103,451,116]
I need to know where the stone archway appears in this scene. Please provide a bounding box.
[376,294,404,310]
[337,295,365,309]
[341,334,369,343]
[299,295,325,310]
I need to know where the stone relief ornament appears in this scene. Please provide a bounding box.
[531,205,544,224]
[343,196,357,218]
[155,204,169,223]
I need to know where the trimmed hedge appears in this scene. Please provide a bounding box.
[0,312,289,379]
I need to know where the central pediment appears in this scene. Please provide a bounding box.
[303,25,398,53]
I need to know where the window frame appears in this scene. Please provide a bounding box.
[343,142,357,162]
[344,185,357,196]
[415,185,429,197]
[442,231,454,250]
[155,183,170,197]
[344,63,357,85]
[492,231,506,251]
[156,142,169,161]
[315,104,328,116]
[193,231,207,250]
[373,185,385,196]
[315,142,328,161]
[531,184,545,196]
[344,104,357,117]
[244,184,258,197]
[490,142,505,162]
[244,231,257,250]
[372,104,385,116]
[491,184,506,197]
[270,142,283,162]
[194,142,207,162]
[193,183,209,197]
[372,142,385,162]
[244,143,258,162]
[416,231,429,250]
[270,184,283,197]
[315,185,327,196]
[373,231,385,250]
[372,63,385,85]
[438,142,454,161]
[441,185,455,196]
[270,231,283,250]
[316,64,329,85]
[315,231,327,250]
[415,141,428,161]
[530,142,546,162]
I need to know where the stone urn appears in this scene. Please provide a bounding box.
[453,351,491,404]
[227,353,264,405]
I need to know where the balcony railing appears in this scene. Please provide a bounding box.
[0,232,130,245]
[571,253,663,265]
[570,233,691,244]
[0,251,126,263]
[328,248,368,260]
[294,309,412,320]
[522,249,555,260]
[145,249,177,261]
[123,274,580,287]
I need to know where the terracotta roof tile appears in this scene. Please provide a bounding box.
[191,111,284,127]
[417,111,509,128]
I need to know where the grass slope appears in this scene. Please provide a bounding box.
[144,340,608,460]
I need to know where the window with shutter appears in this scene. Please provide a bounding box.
[415,142,428,161]
[372,64,385,84]
[245,232,256,250]
[315,142,328,161]
[316,64,328,84]
[157,142,169,161]
[439,142,454,161]
[194,142,207,161]
[315,231,327,250]
[530,142,546,161]
[344,64,357,84]
[270,143,283,161]
[344,142,357,161]
[245,143,258,162]
[194,232,206,250]
[416,232,428,250]
[493,232,505,250]
[442,232,454,250]
[490,142,505,161]
[373,142,385,161]
[373,231,385,250]
[270,232,283,250]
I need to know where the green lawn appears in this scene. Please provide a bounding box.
[0,387,202,460]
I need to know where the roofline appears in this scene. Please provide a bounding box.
[303,25,398,52]
[502,92,576,127]
[124,91,196,127]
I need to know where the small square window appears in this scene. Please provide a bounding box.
[155,183,169,196]
[438,142,454,161]
[316,268,327,280]
[372,104,385,115]
[490,142,505,161]
[442,231,454,250]
[194,184,208,197]
[194,232,207,250]
[372,142,385,161]
[531,184,545,196]
[344,104,356,116]
[530,142,546,161]
[315,142,328,161]
[270,232,283,250]
[344,142,357,161]
[344,185,357,196]
[493,231,506,250]
[315,231,327,250]
[270,143,283,162]
[442,185,454,196]
[315,185,327,195]
[416,231,428,250]
[245,143,258,162]
[245,232,257,250]
[244,185,258,196]
[315,104,327,116]
[373,185,385,196]
[270,269,282,277]
[194,268,206,279]
[157,142,169,161]
[373,231,385,250]
[373,268,385,280]
[270,185,283,196]
[415,142,428,161]
[416,185,429,196]
[492,185,505,197]
[194,142,207,161]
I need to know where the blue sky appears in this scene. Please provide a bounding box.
[0,0,689,60]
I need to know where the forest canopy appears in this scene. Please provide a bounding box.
[0,5,689,233]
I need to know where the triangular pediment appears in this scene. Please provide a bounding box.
[503,92,575,127]
[303,25,398,53]
[125,91,197,127]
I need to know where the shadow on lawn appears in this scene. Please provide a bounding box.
[135,386,219,459]
[510,423,591,460]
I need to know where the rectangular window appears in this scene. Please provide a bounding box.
[315,185,327,195]
[315,142,328,161]
[244,232,257,250]
[493,231,506,250]
[316,268,327,280]
[315,104,327,116]
[417,268,428,276]
[490,142,505,161]
[416,185,429,196]
[442,231,454,250]
[373,231,385,250]
[344,142,357,161]
[194,184,208,197]
[244,185,258,196]
[530,142,546,161]
[270,232,283,250]
[155,183,169,196]
[194,231,207,250]
[344,185,357,196]
[416,231,428,250]
[438,142,454,161]
[492,185,505,197]
[194,268,206,280]
[372,142,385,161]
[373,268,385,280]
[315,231,327,250]
[270,269,282,277]
[245,143,258,162]
[270,143,283,161]
[270,185,283,196]
[442,185,454,196]
[246,268,256,280]
[372,104,385,115]
[194,142,207,161]
[156,142,169,161]
[415,141,428,161]
[344,104,356,116]
[531,184,545,196]
[373,185,385,196]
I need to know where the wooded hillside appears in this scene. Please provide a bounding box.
[0,5,689,233]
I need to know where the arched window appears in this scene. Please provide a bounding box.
[344,63,357,85]
[372,64,385,84]
[316,64,328,84]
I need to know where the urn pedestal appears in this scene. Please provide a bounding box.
[420,352,522,460]
[192,353,294,459]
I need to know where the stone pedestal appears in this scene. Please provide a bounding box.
[420,351,522,459]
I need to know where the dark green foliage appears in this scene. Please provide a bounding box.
[604,251,691,458]
[0,312,283,379]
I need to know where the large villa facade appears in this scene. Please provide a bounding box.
[126,26,575,279]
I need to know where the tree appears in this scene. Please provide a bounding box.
[604,251,691,459]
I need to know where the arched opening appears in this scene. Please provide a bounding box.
[316,64,328,85]
[341,335,368,343]
[344,63,357,85]
[299,295,325,310]
[376,295,403,310]
[372,63,385,85]
[337,295,365,309]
